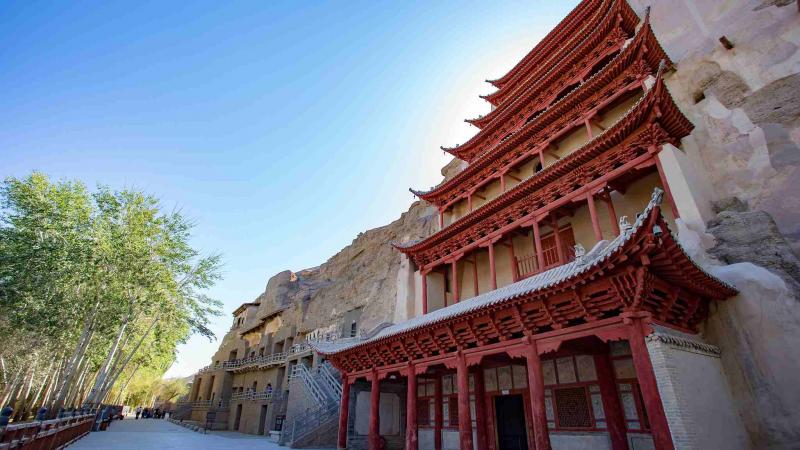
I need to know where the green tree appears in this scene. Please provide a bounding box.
[0,173,222,419]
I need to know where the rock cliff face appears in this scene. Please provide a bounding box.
[624,1,800,447]
[251,200,437,338]
[629,0,800,252]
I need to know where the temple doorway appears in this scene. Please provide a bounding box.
[494,394,528,450]
[258,405,268,435]
[233,404,242,431]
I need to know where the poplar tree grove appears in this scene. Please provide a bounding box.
[0,172,222,420]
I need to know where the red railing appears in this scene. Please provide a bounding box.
[516,227,577,279]
[516,253,540,278]
[0,413,95,450]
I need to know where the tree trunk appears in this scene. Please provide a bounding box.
[0,364,25,408]
[30,361,54,412]
[66,363,90,408]
[87,317,129,406]
[52,321,96,412]
[113,363,141,405]
[96,315,159,403]
[13,361,36,421]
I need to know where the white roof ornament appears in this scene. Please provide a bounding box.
[574,244,586,266]
[619,215,631,233]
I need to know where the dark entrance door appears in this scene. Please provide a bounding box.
[258,405,268,435]
[233,404,243,431]
[495,394,528,450]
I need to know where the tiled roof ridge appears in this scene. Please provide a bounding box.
[482,0,620,107]
[317,187,731,357]
[488,0,601,89]
[395,65,665,254]
[447,0,638,161]
[411,13,663,201]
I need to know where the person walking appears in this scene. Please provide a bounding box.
[135,406,142,420]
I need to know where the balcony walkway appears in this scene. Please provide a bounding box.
[70,416,332,450]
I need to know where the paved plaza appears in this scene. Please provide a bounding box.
[70,417,332,450]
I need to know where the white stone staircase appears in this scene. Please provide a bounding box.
[284,361,342,448]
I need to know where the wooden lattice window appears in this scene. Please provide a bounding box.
[448,396,459,427]
[554,387,592,429]
[417,398,430,426]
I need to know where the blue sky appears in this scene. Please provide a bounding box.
[1,0,579,377]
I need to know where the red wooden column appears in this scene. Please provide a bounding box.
[525,341,551,450]
[508,237,520,282]
[532,219,545,272]
[473,368,489,450]
[434,375,443,450]
[550,214,565,265]
[468,194,473,212]
[651,150,680,219]
[451,259,460,303]
[472,254,480,297]
[456,353,474,450]
[421,269,429,314]
[369,371,381,450]
[587,193,603,242]
[337,375,351,450]
[439,209,445,229]
[488,242,497,290]
[406,365,418,450]
[594,354,629,450]
[603,194,620,237]
[628,319,674,450]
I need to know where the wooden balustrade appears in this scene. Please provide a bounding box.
[516,226,577,279]
[0,413,95,450]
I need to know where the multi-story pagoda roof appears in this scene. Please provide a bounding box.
[314,189,736,372]
[485,0,603,92]
[398,68,692,269]
[444,0,640,163]
[412,14,669,208]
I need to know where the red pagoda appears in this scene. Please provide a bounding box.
[313,2,737,449]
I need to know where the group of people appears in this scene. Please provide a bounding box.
[134,406,167,419]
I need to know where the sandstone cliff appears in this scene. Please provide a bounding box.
[250,199,437,338]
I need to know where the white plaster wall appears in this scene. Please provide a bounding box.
[414,270,423,318]
[646,327,748,450]
[419,428,435,450]
[427,272,446,313]
[394,254,414,323]
[442,430,460,450]
[629,433,656,450]
[658,143,715,231]
[354,391,401,436]
[550,432,612,450]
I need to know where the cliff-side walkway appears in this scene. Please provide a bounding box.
[70,417,331,450]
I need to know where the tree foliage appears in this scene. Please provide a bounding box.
[0,172,222,419]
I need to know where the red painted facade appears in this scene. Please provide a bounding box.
[320,2,738,449]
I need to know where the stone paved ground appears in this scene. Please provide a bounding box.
[70,417,332,450]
